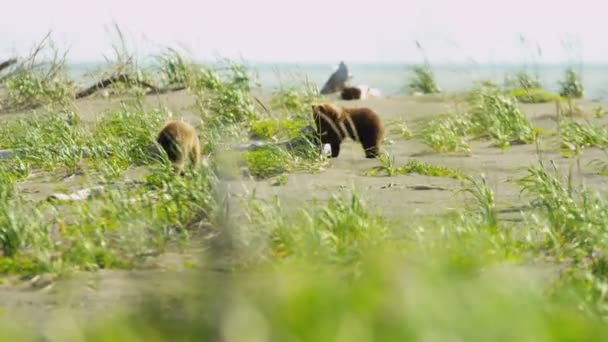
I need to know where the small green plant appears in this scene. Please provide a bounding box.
[249,118,308,140]
[366,153,399,176]
[0,187,50,258]
[193,60,259,128]
[559,68,584,98]
[270,72,320,116]
[3,33,74,110]
[589,151,608,176]
[398,159,463,179]
[467,86,536,148]
[366,156,463,179]
[420,114,471,153]
[593,105,606,118]
[388,118,412,140]
[420,86,535,152]
[457,175,497,230]
[407,65,440,94]
[504,70,541,91]
[272,175,288,186]
[250,119,280,140]
[559,120,608,157]
[156,48,191,87]
[507,88,561,103]
[244,146,290,179]
[247,193,389,262]
[93,104,169,167]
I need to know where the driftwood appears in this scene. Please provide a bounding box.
[0,58,17,73]
[76,73,158,99]
[75,73,188,99]
[146,85,186,95]
[47,186,105,202]
[320,61,349,95]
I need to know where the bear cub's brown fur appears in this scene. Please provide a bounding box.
[156,120,201,174]
[311,103,384,158]
[340,86,362,100]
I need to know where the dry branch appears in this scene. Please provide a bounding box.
[0,58,17,73]
[75,73,158,99]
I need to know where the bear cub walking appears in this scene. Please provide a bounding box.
[311,103,384,158]
[156,120,201,174]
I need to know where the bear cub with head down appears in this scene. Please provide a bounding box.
[156,120,201,174]
[311,103,384,158]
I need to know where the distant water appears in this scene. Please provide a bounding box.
[67,62,608,100]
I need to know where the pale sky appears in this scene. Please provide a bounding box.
[0,0,606,64]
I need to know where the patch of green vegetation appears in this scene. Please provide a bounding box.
[502,69,564,103]
[504,70,542,91]
[156,48,191,87]
[559,120,608,157]
[399,159,463,179]
[0,111,91,172]
[387,118,413,140]
[420,85,536,153]
[270,73,320,115]
[366,155,463,179]
[250,72,320,141]
[193,59,259,128]
[407,65,441,94]
[0,103,169,176]
[0,186,50,258]
[250,119,281,140]
[467,86,536,148]
[421,114,472,153]
[559,68,584,98]
[507,87,562,103]
[3,34,74,111]
[2,162,219,273]
[515,162,608,314]
[244,146,291,179]
[246,193,389,262]
[272,175,288,186]
[593,105,606,118]
[458,175,497,230]
[249,117,307,140]
[92,104,169,169]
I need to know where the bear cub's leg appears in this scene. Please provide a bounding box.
[361,137,380,158]
[330,141,341,158]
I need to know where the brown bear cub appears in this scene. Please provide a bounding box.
[156,120,201,174]
[311,103,384,158]
[340,86,362,100]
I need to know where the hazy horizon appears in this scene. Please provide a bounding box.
[1,0,606,65]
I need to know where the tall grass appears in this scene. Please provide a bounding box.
[420,85,536,152]
[560,120,608,157]
[2,33,74,111]
[246,193,389,264]
[559,68,584,98]
[0,102,169,176]
[467,85,536,148]
[366,154,463,179]
[516,161,608,316]
[407,65,441,94]
[458,175,497,230]
[192,59,259,128]
[421,113,472,153]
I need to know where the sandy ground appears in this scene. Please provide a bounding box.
[2,90,608,334]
